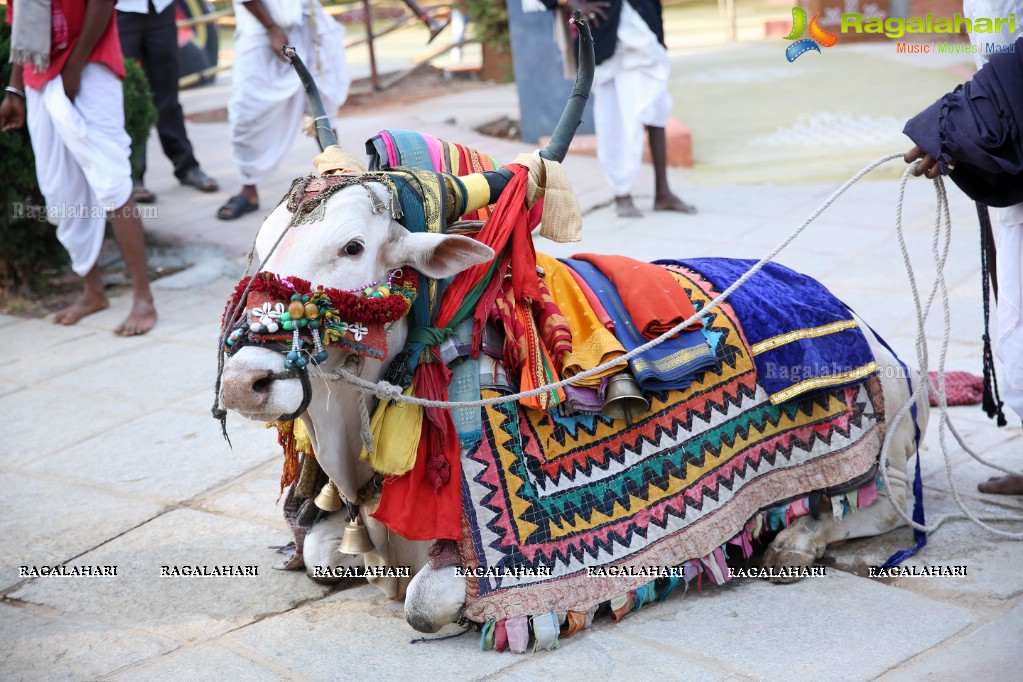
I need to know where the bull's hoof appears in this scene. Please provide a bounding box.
[763,517,828,583]
[404,565,466,633]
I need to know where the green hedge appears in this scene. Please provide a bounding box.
[0,23,156,298]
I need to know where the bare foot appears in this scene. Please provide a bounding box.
[114,297,157,336]
[615,195,643,218]
[654,192,697,214]
[53,291,109,326]
[977,473,1023,495]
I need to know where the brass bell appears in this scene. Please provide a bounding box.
[338,512,374,555]
[602,371,649,426]
[314,480,342,512]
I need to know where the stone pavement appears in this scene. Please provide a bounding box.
[3,39,1023,680]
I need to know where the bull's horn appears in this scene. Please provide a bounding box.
[460,10,595,213]
[285,46,337,152]
[286,47,367,174]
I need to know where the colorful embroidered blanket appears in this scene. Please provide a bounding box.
[658,258,878,405]
[457,264,886,625]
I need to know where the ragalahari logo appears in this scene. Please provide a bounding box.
[783,7,840,62]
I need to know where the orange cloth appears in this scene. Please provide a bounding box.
[537,252,626,388]
[572,254,702,339]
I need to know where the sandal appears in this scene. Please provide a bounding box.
[217,194,259,220]
[181,167,219,193]
[132,185,156,204]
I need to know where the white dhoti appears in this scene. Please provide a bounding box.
[229,1,350,186]
[995,204,1023,420]
[592,1,672,196]
[25,64,133,277]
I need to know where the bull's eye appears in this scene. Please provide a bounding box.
[341,241,364,257]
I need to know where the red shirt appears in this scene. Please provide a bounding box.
[6,0,126,90]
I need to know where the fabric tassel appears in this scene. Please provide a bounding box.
[531,612,559,651]
[480,619,496,651]
[609,593,633,621]
[633,582,657,610]
[978,201,1008,426]
[506,616,529,653]
[561,610,588,638]
[494,620,508,652]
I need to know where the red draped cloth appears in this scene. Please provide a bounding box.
[572,254,702,339]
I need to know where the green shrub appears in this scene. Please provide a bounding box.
[0,23,156,299]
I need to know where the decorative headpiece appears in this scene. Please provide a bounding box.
[222,269,417,366]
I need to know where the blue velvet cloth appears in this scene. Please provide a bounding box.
[660,258,877,404]
[903,37,1023,207]
[561,258,716,391]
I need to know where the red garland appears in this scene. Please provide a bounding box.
[223,270,418,328]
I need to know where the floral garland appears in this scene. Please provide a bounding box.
[223,269,417,364]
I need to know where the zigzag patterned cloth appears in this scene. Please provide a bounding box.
[458,264,887,625]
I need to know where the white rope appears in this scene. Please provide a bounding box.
[303,152,1023,539]
[874,166,1023,539]
[312,152,911,408]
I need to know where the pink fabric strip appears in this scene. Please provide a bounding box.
[506,616,529,654]
[381,131,399,167]
[857,481,878,508]
[564,264,615,331]
[423,133,444,173]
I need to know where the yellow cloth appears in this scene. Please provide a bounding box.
[512,151,582,243]
[359,385,423,475]
[313,144,368,176]
[537,252,626,388]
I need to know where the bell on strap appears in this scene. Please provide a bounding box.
[602,371,649,427]
[338,503,374,555]
[314,479,343,512]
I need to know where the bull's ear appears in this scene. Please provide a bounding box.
[388,232,495,279]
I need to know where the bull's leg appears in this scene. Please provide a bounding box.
[404,564,466,633]
[303,512,363,584]
[762,362,928,582]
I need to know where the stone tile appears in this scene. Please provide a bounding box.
[0,318,96,360]
[617,571,974,680]
[39,340,222,415]
[193,459,290,531]
[825,491,1023,604]
[878,601,1023,680]
[0,328,154,386]
[23,409,277,504]
[487,625,737,681]
[106,642,292,682]
[0,378,23,398]
[227,585,521,680]
[919,416,1022,497]
[9,509,329,645]
[0,472,164,592]
[0,387,146,462]
[0,602,177,681]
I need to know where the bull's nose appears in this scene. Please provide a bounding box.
[221,367,275,413]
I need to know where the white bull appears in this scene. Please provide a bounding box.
[219,180,929,634]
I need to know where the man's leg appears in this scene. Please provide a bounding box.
[116,9,151,188]
[648,125,696,214]
[108,198,157,336]
[143,3,210,185]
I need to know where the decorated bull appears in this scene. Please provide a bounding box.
[215,21,928,651]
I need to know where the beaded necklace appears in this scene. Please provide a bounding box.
[223,269,417,365]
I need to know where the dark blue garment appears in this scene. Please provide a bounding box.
[561,258,716,392]
[659,258,876,404]
[539,0,666,65]
[903,37,1023,207]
